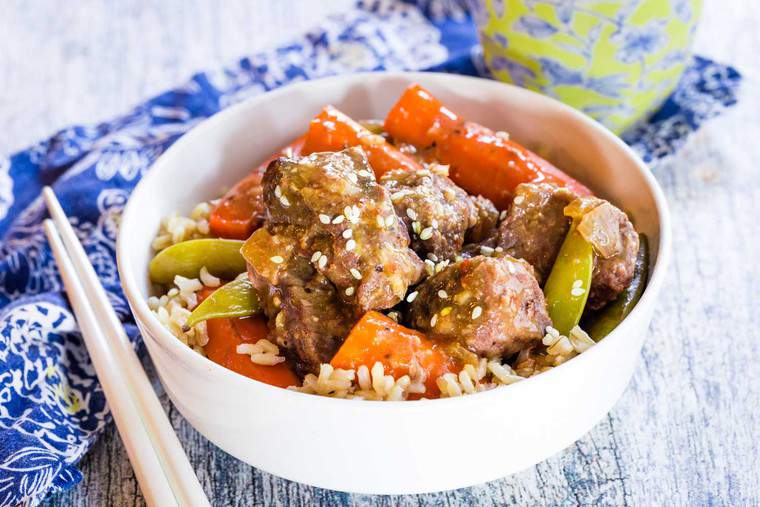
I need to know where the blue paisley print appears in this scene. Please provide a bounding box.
[0,0,741,504]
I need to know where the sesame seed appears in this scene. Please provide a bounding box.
[311,251,322,263]
[406,291,418,303]
[406,208,417,220]
[471,306,483,319]
[346,239,356,251]
[319,214,331,224]
[412,221,422,234]
[344,206,352,219]
[480,246,495,255]
[440,306,452,316]
[345,286,355,296]
[350,268,362,280]
[430,314,438,327]
[332,215,345,224]
[513,195,525,205]
[274,186,282,198]
[385,215,395,227]
[342,228,353,239]
[495,246,504,253]
[270,256,284,264]
[435,260,449,273]
[431,219,438,229]
[279,195,290,207]
[499,210,508,221]
[437,289,448,299]
[376,215,385,227]
[572,279,583,289]
[318,254,328,269]
[419,227,433,240]
[387,311,400,322]
[571,287,586,297]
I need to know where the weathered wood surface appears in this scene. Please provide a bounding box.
[1,0,757,505]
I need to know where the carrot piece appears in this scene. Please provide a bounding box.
[208,136,305,240]
[200,288,298,388]
[301,106,423,178]
[208,170,265,240]
[384,84,591,209]
[330,311,458,397]
[383,84,459,148]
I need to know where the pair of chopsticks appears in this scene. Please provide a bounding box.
[42,187,210,507]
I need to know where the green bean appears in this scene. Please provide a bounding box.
[148,238,246,284]
[185,278,261,328]
[543,222,594,336]
[586,234,649,341]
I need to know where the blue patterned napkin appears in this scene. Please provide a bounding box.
[0,0,741,504]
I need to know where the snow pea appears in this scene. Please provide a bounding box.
[586,234,649,341]
[185,278,261,328]
[148,238,246,284]
[543,222,594,336]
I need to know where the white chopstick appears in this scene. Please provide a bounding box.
[43,188,209,507]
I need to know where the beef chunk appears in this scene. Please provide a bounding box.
[467,194,500,244]
[243,227,355,374]
[380,167,498,261]
[263,147,423,311]
[565,197,639,310]
[245,148,425,372]
[407,255,550,358]
[495,183,576,283]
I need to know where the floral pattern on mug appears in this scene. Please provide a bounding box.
[475,0,703,132]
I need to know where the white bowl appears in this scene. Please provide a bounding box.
[117,72,671,495]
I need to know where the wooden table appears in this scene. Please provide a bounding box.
[2,1,757,505]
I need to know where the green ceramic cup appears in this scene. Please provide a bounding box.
[474,0,702,133]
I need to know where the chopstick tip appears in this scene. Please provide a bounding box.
[42,218,59,244]
[42,186,55,205]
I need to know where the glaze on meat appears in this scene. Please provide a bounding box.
[407,255,551,357]
[381,167,498,261]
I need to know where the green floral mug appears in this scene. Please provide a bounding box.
[473,0,702,133]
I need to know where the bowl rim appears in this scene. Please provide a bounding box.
[116,71,672,410]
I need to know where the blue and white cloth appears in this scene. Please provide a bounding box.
[0,0,741,504]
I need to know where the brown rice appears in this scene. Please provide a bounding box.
[150,201,215,252]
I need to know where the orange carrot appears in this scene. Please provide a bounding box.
[200,288,298,388]
[302,106,423,178]
[209,136,305,240]
[330,311,458,397]
[384,84,591,209]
